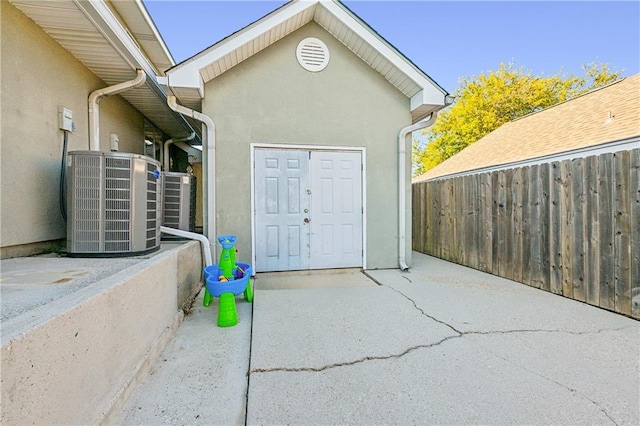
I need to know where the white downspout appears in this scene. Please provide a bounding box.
[88,69,146,151]
[161,226,213,266]
[398,112,438,271]
[164,131,196,170]
[167,95,216,257]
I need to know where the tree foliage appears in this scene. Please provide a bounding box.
[413,62,623,176]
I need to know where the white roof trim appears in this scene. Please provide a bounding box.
[74,0,160,77]
[321,0,442,97]
[10,0,196,139]
[165,0,448,119]
[167,1,315,91]
[133,0,175,69]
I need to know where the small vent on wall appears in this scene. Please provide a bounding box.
[296,37,330,72]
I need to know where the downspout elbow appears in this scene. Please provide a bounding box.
[163,139,173,170]
[164,132,195,171]
[398,112,438,271]
[89,69,146,151]
[160,226,213,266]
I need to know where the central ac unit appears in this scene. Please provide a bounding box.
[66,151,162,256]
[162,172,196,234]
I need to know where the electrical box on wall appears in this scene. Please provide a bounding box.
[58,106,74,132]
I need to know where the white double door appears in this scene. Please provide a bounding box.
[255,149,363,272]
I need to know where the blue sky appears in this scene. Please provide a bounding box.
[144,1,639,94]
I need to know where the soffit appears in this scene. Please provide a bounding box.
[197,3,424,97]
[10,0,195,140]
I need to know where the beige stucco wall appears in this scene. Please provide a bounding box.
[0,1,145,253]
[202,22,412,269]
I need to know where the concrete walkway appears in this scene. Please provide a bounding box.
[116,252,639,425]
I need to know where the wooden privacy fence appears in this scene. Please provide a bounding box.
[412,148,639,319]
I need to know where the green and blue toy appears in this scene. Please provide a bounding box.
[203,235,253,327]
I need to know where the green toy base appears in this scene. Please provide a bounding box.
[203,288,214,307]
[217,292,238,327]
[244,279,253,302]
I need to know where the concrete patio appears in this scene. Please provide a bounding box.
[115,251,639,425]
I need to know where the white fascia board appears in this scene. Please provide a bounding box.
[323,1,447,102]
[74,0,160,77]
[134,0,176,68]
[166,0,315,92]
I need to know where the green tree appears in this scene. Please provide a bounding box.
[413,62,623,176]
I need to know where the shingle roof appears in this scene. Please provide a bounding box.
[416,74,640,181]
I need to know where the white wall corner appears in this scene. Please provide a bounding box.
[166,64,202,91]
[410,86,447,112]
[156,76,168,87]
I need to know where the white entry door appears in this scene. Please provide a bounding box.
[254,149,362,272]
[309,151,362,269]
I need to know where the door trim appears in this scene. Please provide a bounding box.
[250,143,367,272]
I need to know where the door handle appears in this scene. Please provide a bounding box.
[303,218,310,224]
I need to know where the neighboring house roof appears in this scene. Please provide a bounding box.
[163,0,449,123]
[9,0,196,140]
[416,74,640,181]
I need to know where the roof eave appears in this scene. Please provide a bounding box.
[10,0,198,141]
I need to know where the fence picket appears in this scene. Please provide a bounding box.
[549,162,563,294]
[527,165,540,288]
[572,158,586,302]
[630,149,640,319]
[512,167,524,283]
[599,153,616,310]
[585,155,600,306]
[614,151,631,315]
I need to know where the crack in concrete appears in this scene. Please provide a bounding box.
[248,280,630,425]
[387,285,634,337]
[249,335,462,375]
[465,327,633,336]
[384,285,463,334]
[474,341,620,425]
[390,285,622,425]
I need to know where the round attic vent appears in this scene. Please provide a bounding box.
[296,37,330,72]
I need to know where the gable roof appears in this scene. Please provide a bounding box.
[163,0,449,123]
[416,74,640,181]
[9,0,197,140]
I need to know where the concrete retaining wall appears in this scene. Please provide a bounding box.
[0,241,202,424]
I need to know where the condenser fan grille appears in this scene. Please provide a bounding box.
[72,155,101,253]
[162,172,196,234]
[104,156,131,252]
[67,151,161,256]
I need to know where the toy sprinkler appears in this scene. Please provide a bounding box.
[202,235,253,327]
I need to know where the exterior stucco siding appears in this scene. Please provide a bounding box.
[202,23,411,269]
[1,1,144,251]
